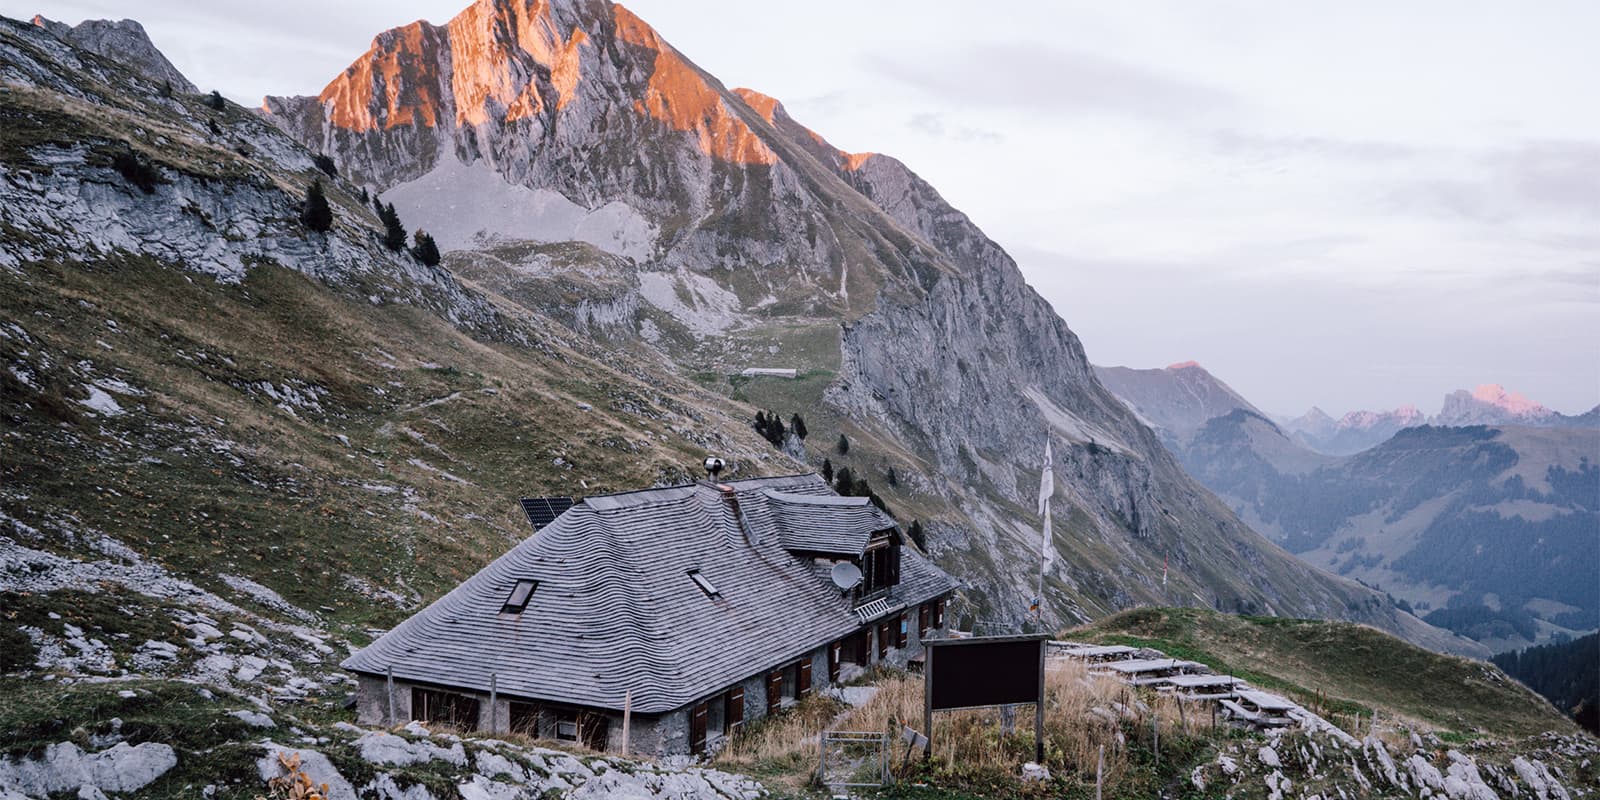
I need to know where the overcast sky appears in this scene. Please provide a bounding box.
[13,0,1599,415]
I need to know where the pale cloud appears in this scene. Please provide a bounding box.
[907,112,1004,144]
[866,42,1240,122]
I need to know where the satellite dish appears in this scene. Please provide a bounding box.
[831,562,863,590]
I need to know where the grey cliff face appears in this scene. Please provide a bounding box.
[31,15,197,93]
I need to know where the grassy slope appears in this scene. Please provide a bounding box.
[1,250,789,633]
[1071,607,1572,739]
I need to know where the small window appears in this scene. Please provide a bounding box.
[555,710,579,741]
[502,579,538,614]
[688,569,722,600]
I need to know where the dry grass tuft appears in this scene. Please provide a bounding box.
[715,692,848,782]
[716,661,1220,793]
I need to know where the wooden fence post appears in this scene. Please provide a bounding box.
[488,673,497,734]
[622,690,632,755]
[1152,713,1159,768]
[1096,744,1104,800]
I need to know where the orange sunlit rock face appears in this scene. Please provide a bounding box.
[732,87,875,171]
[317,21,444,133]
[305,0,775,165]
[615,5,776,165]
[310,0,587,132]
[842,152,876,171]
[448,0,588,123]
[731,87,780,124]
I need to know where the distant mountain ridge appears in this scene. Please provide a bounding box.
[1094,361,1599,651]
[1092,362,1264,448]
[1093,360,1595,456]
[1281,383,1596,455]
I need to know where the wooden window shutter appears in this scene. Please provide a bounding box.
[897,612,909,648]
[934,598,945,628]
[726,687,744,732]
[798,658,813,697]
[889,540,901,585]
[877,622,890,658]
[919,604,931,637]
[829,641,842,682]
[766,670,783,714]
[689,701,708,754]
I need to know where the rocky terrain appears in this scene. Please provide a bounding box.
[1192,724,1596,800]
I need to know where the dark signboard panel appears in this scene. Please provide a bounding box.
[926,636,1045,711]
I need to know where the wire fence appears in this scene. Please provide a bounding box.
[818,730,891,790]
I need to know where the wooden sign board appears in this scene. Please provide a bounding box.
[924,634,1049,762]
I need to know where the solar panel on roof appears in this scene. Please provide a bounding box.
[520,496,575,532]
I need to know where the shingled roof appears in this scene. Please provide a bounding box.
[763,489,891,556]
[342,473,954,714]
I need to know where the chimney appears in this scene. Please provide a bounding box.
[716,483,759,545]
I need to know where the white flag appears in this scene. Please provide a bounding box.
[1038,439,1054,515]
[1041,505,1054,568]
[1040,439,1055,567]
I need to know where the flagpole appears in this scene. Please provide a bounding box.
[1036,436,1054,631]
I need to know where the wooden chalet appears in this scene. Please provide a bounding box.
[343,474,956,756]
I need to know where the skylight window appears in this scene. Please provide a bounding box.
[502,580,538,614]
[688,569,722,600]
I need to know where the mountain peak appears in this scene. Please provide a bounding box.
[31,14,197,93]
[613,5,776,165]
[1469,384,1549,416]
[265,0,778,166]
[1437,383,1554,426]
[1167,360,1202,370]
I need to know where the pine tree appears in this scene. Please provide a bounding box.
[767,413,786,446]
[358,187,369,204]
[411,230,441,266]
[833,467,854,495]
[885,466,898,487]
[868,491,892,518]
[372,194,385,216]
[821,458,833,484]
[312,154,338,178]
[380,202,406,251]
[836,433,850,455]
[206,90,226,110]
[300,178,333,232]
[790,413,808,440]
[908,520,926,549]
